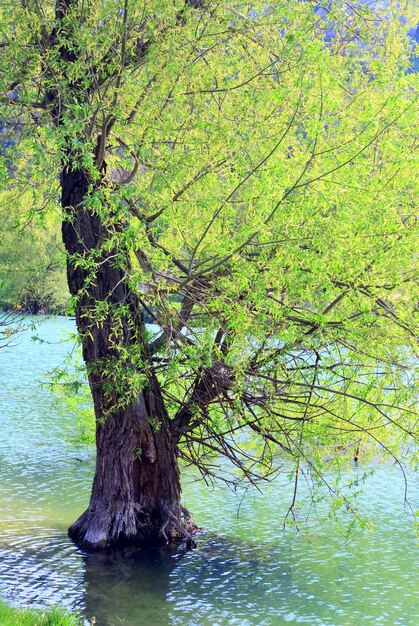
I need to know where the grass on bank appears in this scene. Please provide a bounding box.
[0,600,83,626]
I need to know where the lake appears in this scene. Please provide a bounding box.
[0,315,418,625]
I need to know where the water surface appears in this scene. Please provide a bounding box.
[0,316,418,625]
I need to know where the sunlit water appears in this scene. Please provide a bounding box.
[0,316,418,625]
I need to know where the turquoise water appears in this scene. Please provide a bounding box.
[0,316,418,625]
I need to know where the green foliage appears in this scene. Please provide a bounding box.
[0,191,69,313]
[0,600,83,626]
[48,344,95,444]
[0,0,418,523]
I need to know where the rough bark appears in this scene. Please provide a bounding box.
[61,167,196,550]
[68,392,196,550]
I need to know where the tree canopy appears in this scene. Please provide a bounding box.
[0,191,68,312]
[0,0,418,547]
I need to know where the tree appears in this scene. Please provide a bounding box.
[0,189,68,313]
[0,0,418,549]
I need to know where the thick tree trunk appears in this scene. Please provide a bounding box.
[68,391,195,550]
[61,167,196,550]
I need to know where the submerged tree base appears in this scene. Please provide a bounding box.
[68,503,199,551]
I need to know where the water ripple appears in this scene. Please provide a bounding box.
[0,317,418,625]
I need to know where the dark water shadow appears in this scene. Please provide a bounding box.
[81,543,189,626]
[80,532,295,626]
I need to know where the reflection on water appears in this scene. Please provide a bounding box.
[82,547,178,625]
[0,316,418,625]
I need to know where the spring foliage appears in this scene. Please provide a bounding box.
[0,191,68,312]
[1,0,418,523]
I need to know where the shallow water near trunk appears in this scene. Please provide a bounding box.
[0,316,418,625]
